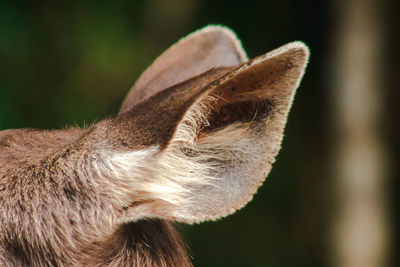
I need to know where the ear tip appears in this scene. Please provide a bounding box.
[188,25,248,61]
[252,41,310,71]
[280,41,310,65]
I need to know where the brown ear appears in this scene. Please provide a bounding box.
[112,42,309,224]
[119,25,247,113]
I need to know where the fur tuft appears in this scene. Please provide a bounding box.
[103,93,262,223]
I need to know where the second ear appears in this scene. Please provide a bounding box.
[119,26,247,112]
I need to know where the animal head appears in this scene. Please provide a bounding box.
[0,26,309,266]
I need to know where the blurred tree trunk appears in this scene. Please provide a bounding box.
[331,0,389,267]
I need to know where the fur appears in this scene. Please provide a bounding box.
[0,26,309,266]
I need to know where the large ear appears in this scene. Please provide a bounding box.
[114,42,309,224]
[119,25,247,113]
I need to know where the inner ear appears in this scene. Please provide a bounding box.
[200,99,272,136]
[197,54,293,137]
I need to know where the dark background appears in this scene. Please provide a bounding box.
[0,1,398,266]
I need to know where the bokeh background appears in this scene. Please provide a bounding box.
[0,0,398,266]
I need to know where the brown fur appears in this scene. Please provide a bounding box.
[0,26,308,266]
[0,130,193,266]
[0,68,233,266]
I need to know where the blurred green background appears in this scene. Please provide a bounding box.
[0,0,398,266]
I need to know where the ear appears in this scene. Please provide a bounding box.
[113,42,309,224]
[119,25,247,113]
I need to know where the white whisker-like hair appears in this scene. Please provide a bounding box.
[101,93,258,216]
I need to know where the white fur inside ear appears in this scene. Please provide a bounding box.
[101,94,271,223]
[101,96,226,206]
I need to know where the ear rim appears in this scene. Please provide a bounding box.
[230,41,310,114]
[192,40,310,102]
[190,25,248,61]
[246,41,309,94]
[119,25,248,113]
